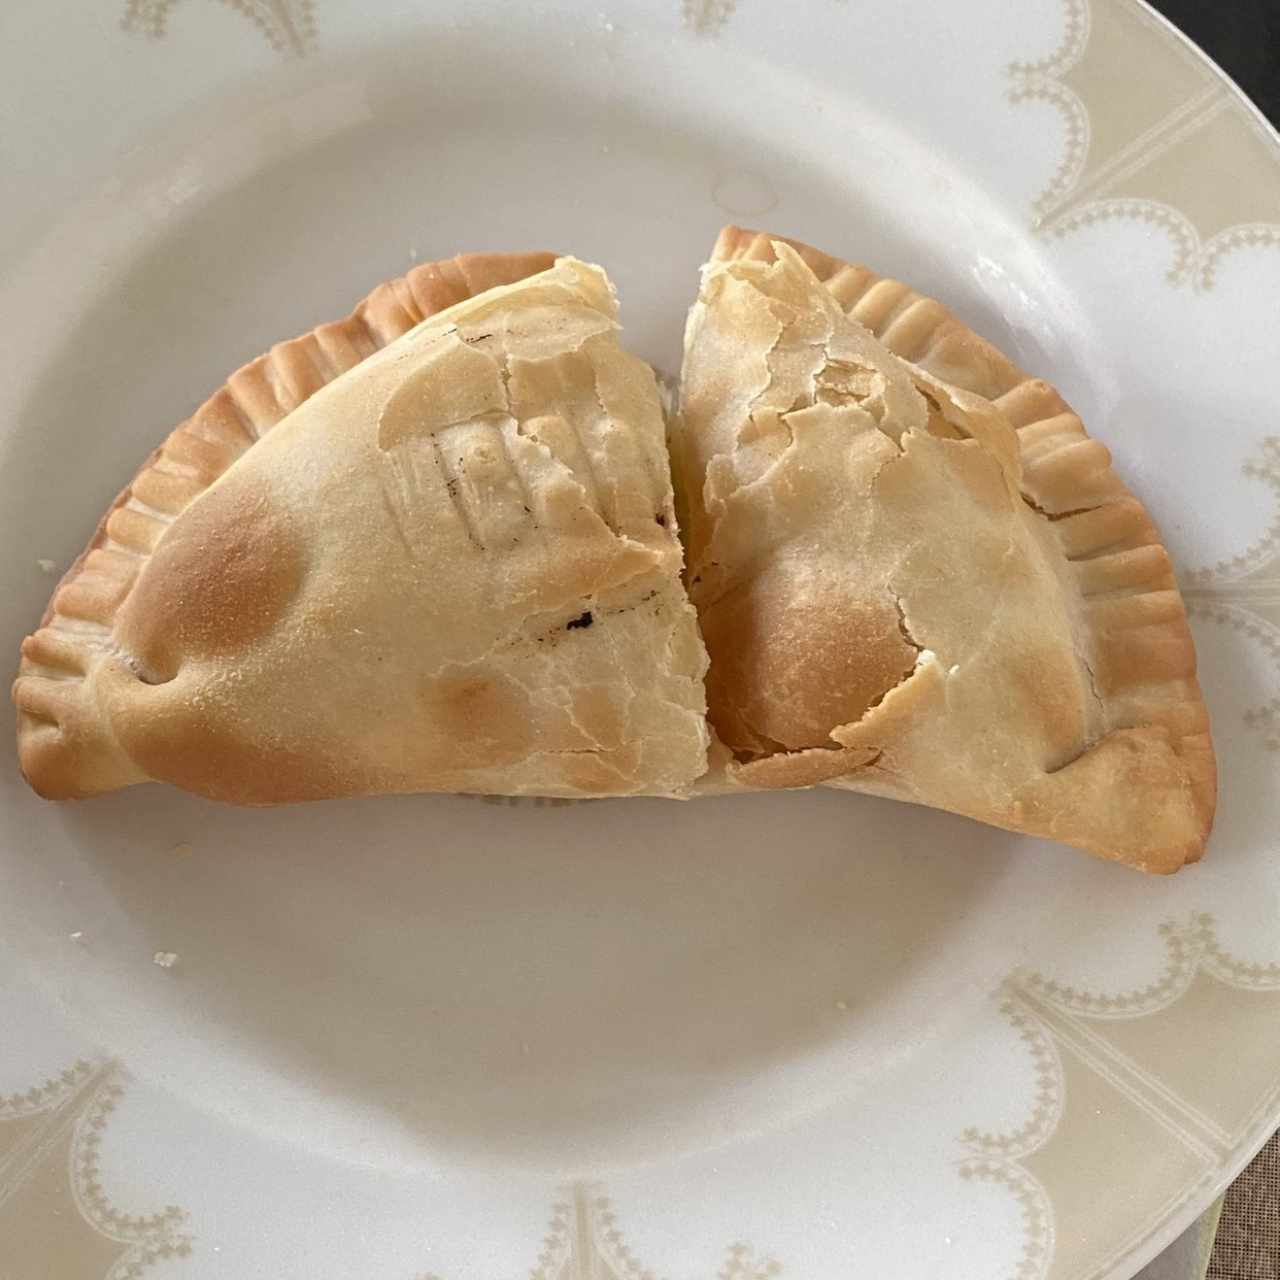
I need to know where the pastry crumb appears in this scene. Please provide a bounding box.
[171,841,194,857]
[36,558,58,575]
[834,999,849,1011]
[152,951,179,969]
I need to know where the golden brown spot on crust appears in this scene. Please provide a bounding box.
[114,486,305,682]
[417,669,535,768]
[701,568,918,757]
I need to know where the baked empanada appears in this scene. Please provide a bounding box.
[14,231,1215,872]
[15,254,709,802]
[675,230,1214,872]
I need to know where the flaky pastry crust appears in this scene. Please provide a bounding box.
[676,229,1214,872]
[15,254,709,802]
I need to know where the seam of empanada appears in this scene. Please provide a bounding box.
[14,251,557,798]
[711,226,1216,870]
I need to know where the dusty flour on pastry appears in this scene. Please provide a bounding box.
[12,235,1214,872]
[675,233,1214,872]
[15,257,709,804]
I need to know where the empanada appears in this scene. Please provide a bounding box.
[674,230,1214,872]
[13,232,1215,872]
[15,254,710,802]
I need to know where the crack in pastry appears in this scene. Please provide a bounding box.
[13,229,1215,872]
[14,255,710,803]
[678,231,1214,873]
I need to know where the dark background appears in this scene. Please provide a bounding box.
[1149,0,1279,124]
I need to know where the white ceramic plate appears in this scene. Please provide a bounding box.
[3,2,1279,1277]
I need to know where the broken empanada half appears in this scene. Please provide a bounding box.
[674,231,1214,873]
[15,254,709,802]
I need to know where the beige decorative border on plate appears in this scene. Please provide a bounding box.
[1010,0,1280,288]
[415,1184,781,1280]
[682,1,739,35]
[1184,438,1280,751]
[0,1059,191,1279]
[122,0,317,57]
[961,915,1280,1280]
